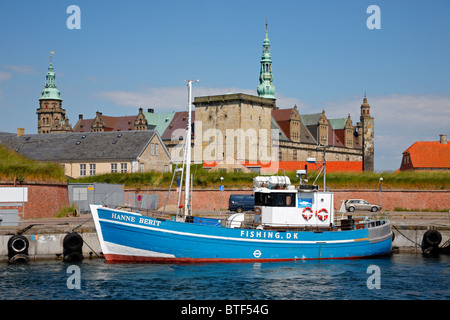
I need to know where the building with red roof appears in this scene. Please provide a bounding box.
[399,134,449,171]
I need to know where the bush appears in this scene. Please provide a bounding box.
[57,204,78,217]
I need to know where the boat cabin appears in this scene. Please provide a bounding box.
[253,175,334,229]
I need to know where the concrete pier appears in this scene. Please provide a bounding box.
[0,214,100,262]
[0,210,449,262]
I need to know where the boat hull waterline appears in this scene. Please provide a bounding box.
[90,205,393,263]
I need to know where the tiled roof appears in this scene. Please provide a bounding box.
[143,111,176,136]
[161,111,195,141]
[271,117,290,142]
[329,118,346,130]
[403,141,450,168]
[0,130,161,162]
[272,109,316,144]
[73,115,138,132]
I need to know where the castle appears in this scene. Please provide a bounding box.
[36,25,374,172]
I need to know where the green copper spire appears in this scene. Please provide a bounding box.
[40,53,62,101]
[257,22,276,99]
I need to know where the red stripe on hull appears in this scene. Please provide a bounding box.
[103,252,391,264]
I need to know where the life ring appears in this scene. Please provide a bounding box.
[302,207,313,221]
[317,208,329,222]
[254,207,262,215]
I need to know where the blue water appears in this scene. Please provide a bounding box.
[0,253,449,300]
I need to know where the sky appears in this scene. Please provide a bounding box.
[0,0,449,171]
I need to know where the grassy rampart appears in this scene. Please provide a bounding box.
[0,144,65,182]
[69,164,449,190]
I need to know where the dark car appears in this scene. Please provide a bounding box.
[228,194,254,213]
[345,199,381,212]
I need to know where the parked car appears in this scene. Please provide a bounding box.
[345,199,381,212]
[228,194,254,213]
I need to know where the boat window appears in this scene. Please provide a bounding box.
[255,192,295,207]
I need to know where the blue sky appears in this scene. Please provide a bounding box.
[0,0,449,171]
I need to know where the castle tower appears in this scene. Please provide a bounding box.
[36,53,72,134]
[257,22,276,99]
[360,95,374,171]
[344,113,353,148]
[289,105,301,143]
[318,110,328,146]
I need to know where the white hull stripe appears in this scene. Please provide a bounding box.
[99,218,367,245]
[103,241,175,258]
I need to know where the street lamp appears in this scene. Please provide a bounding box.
[379,177,383,208]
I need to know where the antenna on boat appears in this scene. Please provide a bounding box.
[183,79,199,217]
[304,137,327,192]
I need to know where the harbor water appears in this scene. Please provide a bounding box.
[0,253,449,300]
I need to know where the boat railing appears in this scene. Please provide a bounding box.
[113,205,170,220]
[226,216,389,232]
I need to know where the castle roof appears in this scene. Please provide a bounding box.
[143,111,176,136]
[161,111,195,141]
[40,56,62,101]
[73,115,139,132]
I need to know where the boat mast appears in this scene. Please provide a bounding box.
[322,136,326,192]
[184,80,198,216]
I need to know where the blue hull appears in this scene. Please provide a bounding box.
[91,205,393,263]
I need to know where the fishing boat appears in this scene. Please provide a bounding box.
[90,81,393,263]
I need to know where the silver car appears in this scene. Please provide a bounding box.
[345,199,381,212]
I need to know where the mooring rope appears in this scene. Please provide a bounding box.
[392,225,421,247]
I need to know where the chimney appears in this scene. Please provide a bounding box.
[17,128,25,137]
[147,108,154,113]
[439,134,447,144]
[79,114,83,120]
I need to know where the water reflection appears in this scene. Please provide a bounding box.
[0,254,449,300]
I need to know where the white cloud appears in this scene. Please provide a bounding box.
[96,86,311,112]
[1,65,37,74]
[0,71,12,82]
[323,93,450,171]
[96,86,255,111]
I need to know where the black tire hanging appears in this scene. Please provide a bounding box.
[422,229,442,248]
[63,232,84,262]
[421,229,442,256]
[7,235,29,263]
